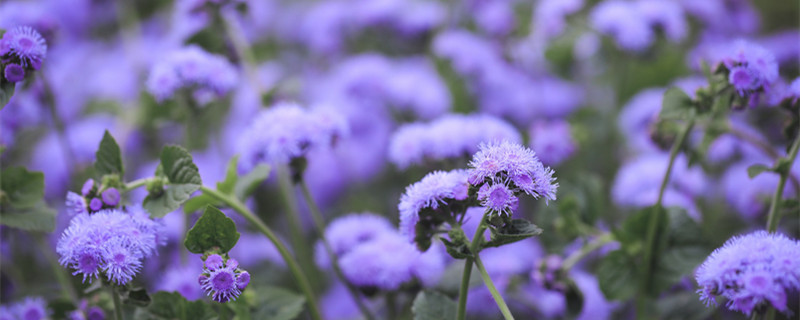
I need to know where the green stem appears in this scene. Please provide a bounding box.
[297,179,376,320]
[198,186,322,320]
[730,128,800,193]
[560,233,614,272]
[764,307,775,320]
[765,125,800,232]
[473,255,514,320]
[109,285,123,320]
[123,178,152,192]
[385,292,397,320]
[639,118,695,319]
[277,169,318,285]
[456,257,474,320]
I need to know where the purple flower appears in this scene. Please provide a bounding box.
[56,209,164,284]
[388,114,522,169]
[81,179,95,196]
[713,40,779,97]
[636,0,688,43]
[0,26,47,70]
[528,120,577,166]
[89,198,103,212]
[237,102,349,169]
[721,161,794,219]
[534,0,584,40]
[612,153,708,209]
[101,188,120,207]
[3,63,24,82]
[432,30,502,76]
[398,169,470,244]
[477,184,518,216]
[156,263,204,301]
[315,213,395,268]
[9,297,50,320]
[66,192,88,216]
[590,1,654,51]
[468,140,558,204]
[696,231,800,315]
[572,271,618,320]
[146,45,238,103]
[198,255,249,303]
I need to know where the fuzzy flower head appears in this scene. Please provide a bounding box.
[713,40,779,98]
[7,297,50,320]
[695,231,800,315]
[0,26,47,71]
[398,169,471,249]
[468,140,558,212]
[315,213,395,268]
[56,209,164,284]
[237,102,349,171]
[146,45,238,103]
[198,254,250,303]
[528,120,577,166]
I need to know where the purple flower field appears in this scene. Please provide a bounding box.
[0,0,799,319]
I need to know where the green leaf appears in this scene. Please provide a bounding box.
[184,205,240,254]
[234,164,270,200]
[660,87,695,121]
[182,194,219,214]
[440,238,471,259]
[411,290,457,320]
[143,146,202,217]
[484,219,543,248]
[0,81,15,111]
[747,164,771,179]
[94,130,124,177]
[135,291,215,320]
[0,201,56,232]
[596,250,638,301]
[251,287,306,320]
[1,167,44,209]
[217,155,240,194]
[122,287,151,307]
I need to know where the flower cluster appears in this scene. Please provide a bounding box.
[0,26,47,83]
[65,179,120,215]
[198,254,250,303]
[56,208,164,284]
[590,0,687,52]
[528,120,577,166]
[388,114,521,169]
[398,169,470,247]
[468,140,558,216]
[695,231,800,315]
[0,297,49,320]
[146,45,238,103]
[714,40,779,100]
[237,102,348,170]
[318,214,444,291]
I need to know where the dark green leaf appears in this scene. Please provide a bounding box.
[123,287,151,307]
[411,290,457,320]
[251,287,306,320]
[596,250,638,301]
[94,130,124,177]
[234,164,270,200]
[0,201,56,232]
[143,146,202,217]
[440,238,471,259]
[0,167,44,209]
[184,205,240,254]
[135,291,215,320]
[747,164,771,179]
[660,87,695,121]
[0,81,15,111]
[217,155,239,195]
[484,219,543,248]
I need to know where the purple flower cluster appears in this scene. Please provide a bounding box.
[398,170,470,243]
[696,231,800,315]
[715,40,779,98]
[319,214,444,290]
[590,0,687,52]
[0,26,47,83]
[146,45,238,103]
[389,114,521,169]
[528,120,577,166]
[0,297,49,320]
[468,141,558,216]
[65,179,120,215]
[198,254,250,303]
[56,208,164,284]
[237,102,348,170]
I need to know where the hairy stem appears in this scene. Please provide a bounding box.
[109,285,123,320]
[730,128,800,192]
[199,186,322,320]
[456,257,474,320]
[298,179,376,320]
[473,255,514,320]
[277,169,319,286]
[766,123,800,232]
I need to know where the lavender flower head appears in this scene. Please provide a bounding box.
[315,213,395,269]
[695,231,800,315]
[56,209,164,284]
[528,119,577,166]
[3,297,50,320]
[590,1,653,52]
[237,102,348,171]
[146,45,238,103]
[65,180,121,215]
[0,26,47,71]
[468,141,558,213]
[713,40,779,99]
[398,169,470,247]
[388,114,521,169]
[198,254,250,302]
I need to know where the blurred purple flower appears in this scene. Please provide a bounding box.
[399,169,470,243]
[156,262,205,301]
[146,45,238,103]
[315,213,395,269]
[590,1,654,52]
[534,0,584,40]
[528,120,577,166]
[1,26,47,70]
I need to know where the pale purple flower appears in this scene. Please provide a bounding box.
[198,255,250,303]
[315,213,395,269]
[146,45,238,102]
[1,26,47,70]
[468,140,558,204]
[590,1,654,51]
[3,63,24,82]
[398,170,470,244]
[528,120,577,166]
